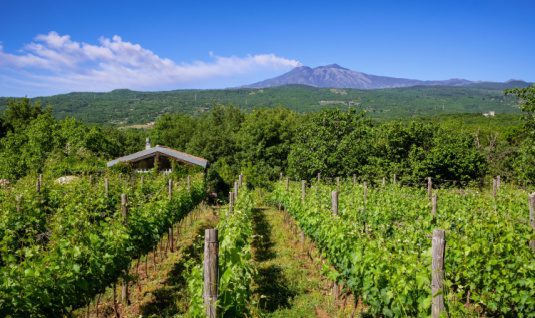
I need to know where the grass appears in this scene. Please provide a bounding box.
[251,207,359,317]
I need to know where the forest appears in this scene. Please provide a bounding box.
[0,85,533,194]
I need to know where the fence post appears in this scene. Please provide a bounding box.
[492,178,497,198]
[382,177,386,187]
[121,194,130,305]
[497,175,501,191]
[363,182,368,212]
[332,191,338,216]
[431,194,437,218]
[529,193,535,251]
[234,181,239,201]
[427,177,432,199]
[353,174,356,185]
[168,179,173,199]
[431,229,445,318]
[279,172,283,181]
[36,174,42,193]
[204,229,219,318]
[104,177,109,197]
[187,175,191,192]
[15,195,21,213]
[317,172,321,183]
[301,180,306,202]
[229,192,234,214]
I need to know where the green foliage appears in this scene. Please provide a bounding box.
[0,173,205,316]
[272,180,535,317]
[0,85,523,124]
[185,185,255,317]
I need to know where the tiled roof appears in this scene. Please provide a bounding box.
[107,146,209,168]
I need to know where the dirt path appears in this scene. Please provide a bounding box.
[75,204,219,318]
[251,207,354,318]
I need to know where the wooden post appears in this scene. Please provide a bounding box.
[15,195,21,213]
[353,174,356,185]
[229,192,234,214]
[279,172,283,181]
[121,194,130,305]
[36,174,42,193]
[529,193,535,251]
[497,175,501,191]
[168,179,173,199]
[492,178,497,198]
[427,177,432,199]
[234,181,239,201]
[382,177,386,187]
[203,229,219,318]
[317,172,321,183]
[239,174,243,187]
[331,191,338,216]
[285,177,289,192]
[301,180,306,202]
[431,229,445,318]
[104,178,109,197]
[140,175,144,187]
[187,175,191,192]
[431,194,437,218]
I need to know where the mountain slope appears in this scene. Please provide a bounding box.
[245,64,529,89]
[0,85,523,124]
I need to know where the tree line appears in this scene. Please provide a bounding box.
[0,86,533,195]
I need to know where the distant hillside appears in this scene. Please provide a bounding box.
[0,85,524,124]
[245,64,531,90]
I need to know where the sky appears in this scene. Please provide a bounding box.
[0,0,534,97]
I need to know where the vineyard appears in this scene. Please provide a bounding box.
[273,177,535,317]
[0,173,205,317]
[0,169,533,318]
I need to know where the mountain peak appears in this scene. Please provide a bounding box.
[244,64,488,89]
[319,64,348,70]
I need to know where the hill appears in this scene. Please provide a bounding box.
[0,85,523,124]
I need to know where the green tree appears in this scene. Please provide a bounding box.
[237,107,298,187]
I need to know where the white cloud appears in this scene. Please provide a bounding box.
[0,31,301,95]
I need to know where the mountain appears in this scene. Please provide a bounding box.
[245,64,530,89]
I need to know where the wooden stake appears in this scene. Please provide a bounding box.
[229,192,234,214]
[431,229,445,318]
[120,194,129,305]
[529,193,535,251]
[234,181,239,201]
[382,177,386,187]
[36,174,42,193]
[317,172,321,182]
[279,172,283,181]
[431,194,437,218]
[301,180,306,202]
[492,178,497,198]
[15,195,21,213]
[353,174,356,185]
[497,175,501,190]
[168,179,173,199]
[187,175,191,192]
[204,229,219,318]
[104,178,109,197]
[332,191,338,216]
[427,177,432,199]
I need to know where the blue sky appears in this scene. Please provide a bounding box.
[1,0,534,96]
